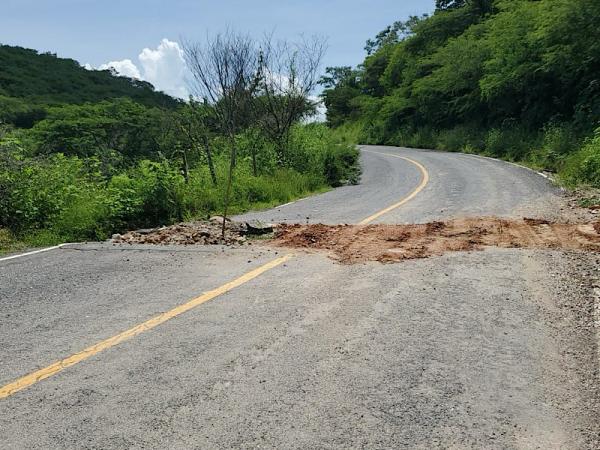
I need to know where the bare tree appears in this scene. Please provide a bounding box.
[256,35,327,165]
[183,31,262,237]
[176,99,218,186]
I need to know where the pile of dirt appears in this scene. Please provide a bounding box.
[272,217,600,264]
[112,218,273,246]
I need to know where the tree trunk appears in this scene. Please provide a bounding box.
[203,136,218,186]
[275,136,285,166]
[182,149,190,184]
[251,146,258,176]
[221,135,237,239]
[276,131,290,167]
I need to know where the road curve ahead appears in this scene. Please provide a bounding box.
[1,146,598,449]
[236,145,562,224]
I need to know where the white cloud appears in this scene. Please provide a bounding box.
[98,59,141,79]
[93,39,188,99]
[138,39,188,99]
[306,95,327,123]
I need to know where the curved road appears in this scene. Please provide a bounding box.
[236,145,561,224]
[1,147,598,449]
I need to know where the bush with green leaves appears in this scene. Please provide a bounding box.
[0,120,360,248]
[29,99,169,162]
[560,129,600,188]
[431,126,483,153]
[0,95,47,128]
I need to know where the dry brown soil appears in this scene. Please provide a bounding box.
[272,217,600,264]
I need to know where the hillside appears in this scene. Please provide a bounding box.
[0,44,180,108]
[321,0,600,188]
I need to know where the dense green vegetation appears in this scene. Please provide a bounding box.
[321,0,600,187]
[0,45,358,252]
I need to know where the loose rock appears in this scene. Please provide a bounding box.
[112,220,248,246]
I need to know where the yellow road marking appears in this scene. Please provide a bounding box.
[0,253,293,400]
[1,150,429,400]
[359,151,430,224]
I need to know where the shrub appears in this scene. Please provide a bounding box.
[406,128,438,149]
[560,129,600,188]
[531,124,579,170]
[0,122,361,249]
[484,126,538,160]
[435,126,484,153]
[323,144,360,186]
[0,228,26,254]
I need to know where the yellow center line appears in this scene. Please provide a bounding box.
[1,150,429,400]
[0,253,293,400]
[359,150,430,224]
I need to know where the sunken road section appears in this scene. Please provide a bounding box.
[272,217,600,264]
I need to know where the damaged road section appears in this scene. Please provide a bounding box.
[112,218,273,246]
[273,218,600,264]
[111,216,600,265]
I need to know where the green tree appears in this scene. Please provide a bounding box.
[319,67,362,127]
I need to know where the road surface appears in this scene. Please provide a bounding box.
[235,147,560,224]
[1,146,598,449]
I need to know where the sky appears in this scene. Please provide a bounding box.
[1,0,436,98]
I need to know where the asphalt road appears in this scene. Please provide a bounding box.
[235,146,561,224]
[1,146,598,449]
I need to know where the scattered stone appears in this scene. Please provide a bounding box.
[245,221,274,235]
[135,228,158,235]
[112,220,248,246]
[209,215,231,223]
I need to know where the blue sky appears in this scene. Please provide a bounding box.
[1,0,436,97]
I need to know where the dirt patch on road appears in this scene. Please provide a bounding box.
[111,216,600,264]
[273,218,600,263]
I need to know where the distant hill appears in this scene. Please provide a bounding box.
[0,44,181,108]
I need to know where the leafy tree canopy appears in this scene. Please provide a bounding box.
[322,0,600,134]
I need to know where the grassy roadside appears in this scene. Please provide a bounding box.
[0,229,27,256]
[0,177,335,256]
[1,122,361,255]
